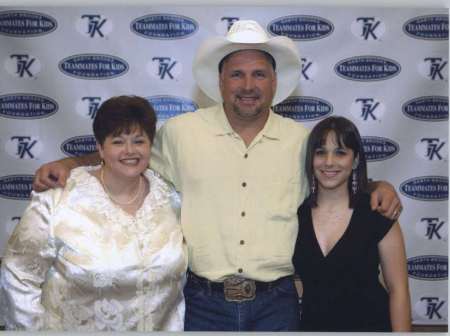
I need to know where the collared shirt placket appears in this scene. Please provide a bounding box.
[233,132,266,277]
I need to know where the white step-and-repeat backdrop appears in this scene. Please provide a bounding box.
[0,5,448,326]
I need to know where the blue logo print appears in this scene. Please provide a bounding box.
[403,14,448,40]
[362,136,399,161]
[424,57,447,81]
[335,56,401,81]
[355,98,382,121]
[0,94,57,119]
[147,95,197,121]
[10,54,38,78]
[131,14,198,39]
[221,17,240,31]
[407,255,448,281]
[418,297,446,320]
[10,136,38,159]
[420,217,446,240]
[419,138,446,161]
[81,14,107,37]
[0,175,33,200]
[356,17,382,40]
[59,54,128,79]
[402,96,448,122]
[0,10,57,37]
[152,57,178,79]
[61,135,97,157]
[273,96,333,121]
[82,96,102,119]
[268,15,334,40]
[400,176,448,201]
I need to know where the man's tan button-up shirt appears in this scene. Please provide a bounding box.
[151,104,309,282]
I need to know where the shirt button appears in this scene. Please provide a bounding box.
[238,268,243,273]
[241,211,246,217]
[240,240,245,245]
[244,153,248,159]
[242,182,247,187]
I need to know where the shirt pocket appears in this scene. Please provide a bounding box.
[262,175,301,221]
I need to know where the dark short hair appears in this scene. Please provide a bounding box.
[93,95,157,145]
[218,49,276,73]
[305,116,368,208]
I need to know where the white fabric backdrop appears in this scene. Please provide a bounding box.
[0,5,447,326]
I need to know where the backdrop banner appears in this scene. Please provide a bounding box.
[0,5,447,326]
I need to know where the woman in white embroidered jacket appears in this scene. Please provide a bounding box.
[1,95,187,331]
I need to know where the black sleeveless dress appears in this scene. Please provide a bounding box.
[293,194,394,332]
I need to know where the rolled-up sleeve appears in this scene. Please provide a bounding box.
[151,122,179,191]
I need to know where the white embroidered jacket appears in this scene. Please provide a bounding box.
[0,166,187,331]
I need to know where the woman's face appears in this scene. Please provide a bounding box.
[313,131,356,194]
[98,126,151,180]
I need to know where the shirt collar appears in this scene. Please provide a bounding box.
[211,104,281,141]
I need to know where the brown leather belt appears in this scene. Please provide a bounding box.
[187,270,292,302]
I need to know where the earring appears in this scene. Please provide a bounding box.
[101,159,105,166]
[311,177,316,194]
[352,170,357,194]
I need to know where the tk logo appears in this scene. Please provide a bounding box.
[81,14,108,38]
[357,17,381,40]
[151,57,179,80]
[424,57,447,80]
[10,136,38,159]
[10,54,36,78]
[221,17,240,31]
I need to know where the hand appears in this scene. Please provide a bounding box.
[370,181,403,220]
[33,160,71,192]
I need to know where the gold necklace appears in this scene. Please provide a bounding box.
[100,168,143,206]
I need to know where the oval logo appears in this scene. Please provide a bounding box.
[334,56,401,81]
[0,10,57,37]
[403,14,449,40]
[402,96,448,122]
[400,176,448,201]
[131,14,198,39]
[61,135,97,157]
[0,175,33,200]
[58,54,129,79]
[268,15,333,40]
[362,136,399,161]
[407,255,448,280]
[0,93,58,119]
[148,95,198,124]
[273,96,333,121]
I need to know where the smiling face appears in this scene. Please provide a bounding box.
[313,131,357,195]
[98,126,151,180]
[219,49,277,121]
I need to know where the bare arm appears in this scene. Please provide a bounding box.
[378,222,411,332]
[33,152,100,192]
[368,180,402,220]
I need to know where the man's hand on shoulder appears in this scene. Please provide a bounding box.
[32,152,101,192]
[32,159,73,192]
[370,180,403,221]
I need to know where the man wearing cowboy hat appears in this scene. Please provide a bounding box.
[33,20,402,331]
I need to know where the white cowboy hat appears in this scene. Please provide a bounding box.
[193,20,300,105]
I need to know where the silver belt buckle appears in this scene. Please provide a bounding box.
[223,276,256,302]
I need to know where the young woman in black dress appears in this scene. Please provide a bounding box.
[293,116,411,332]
